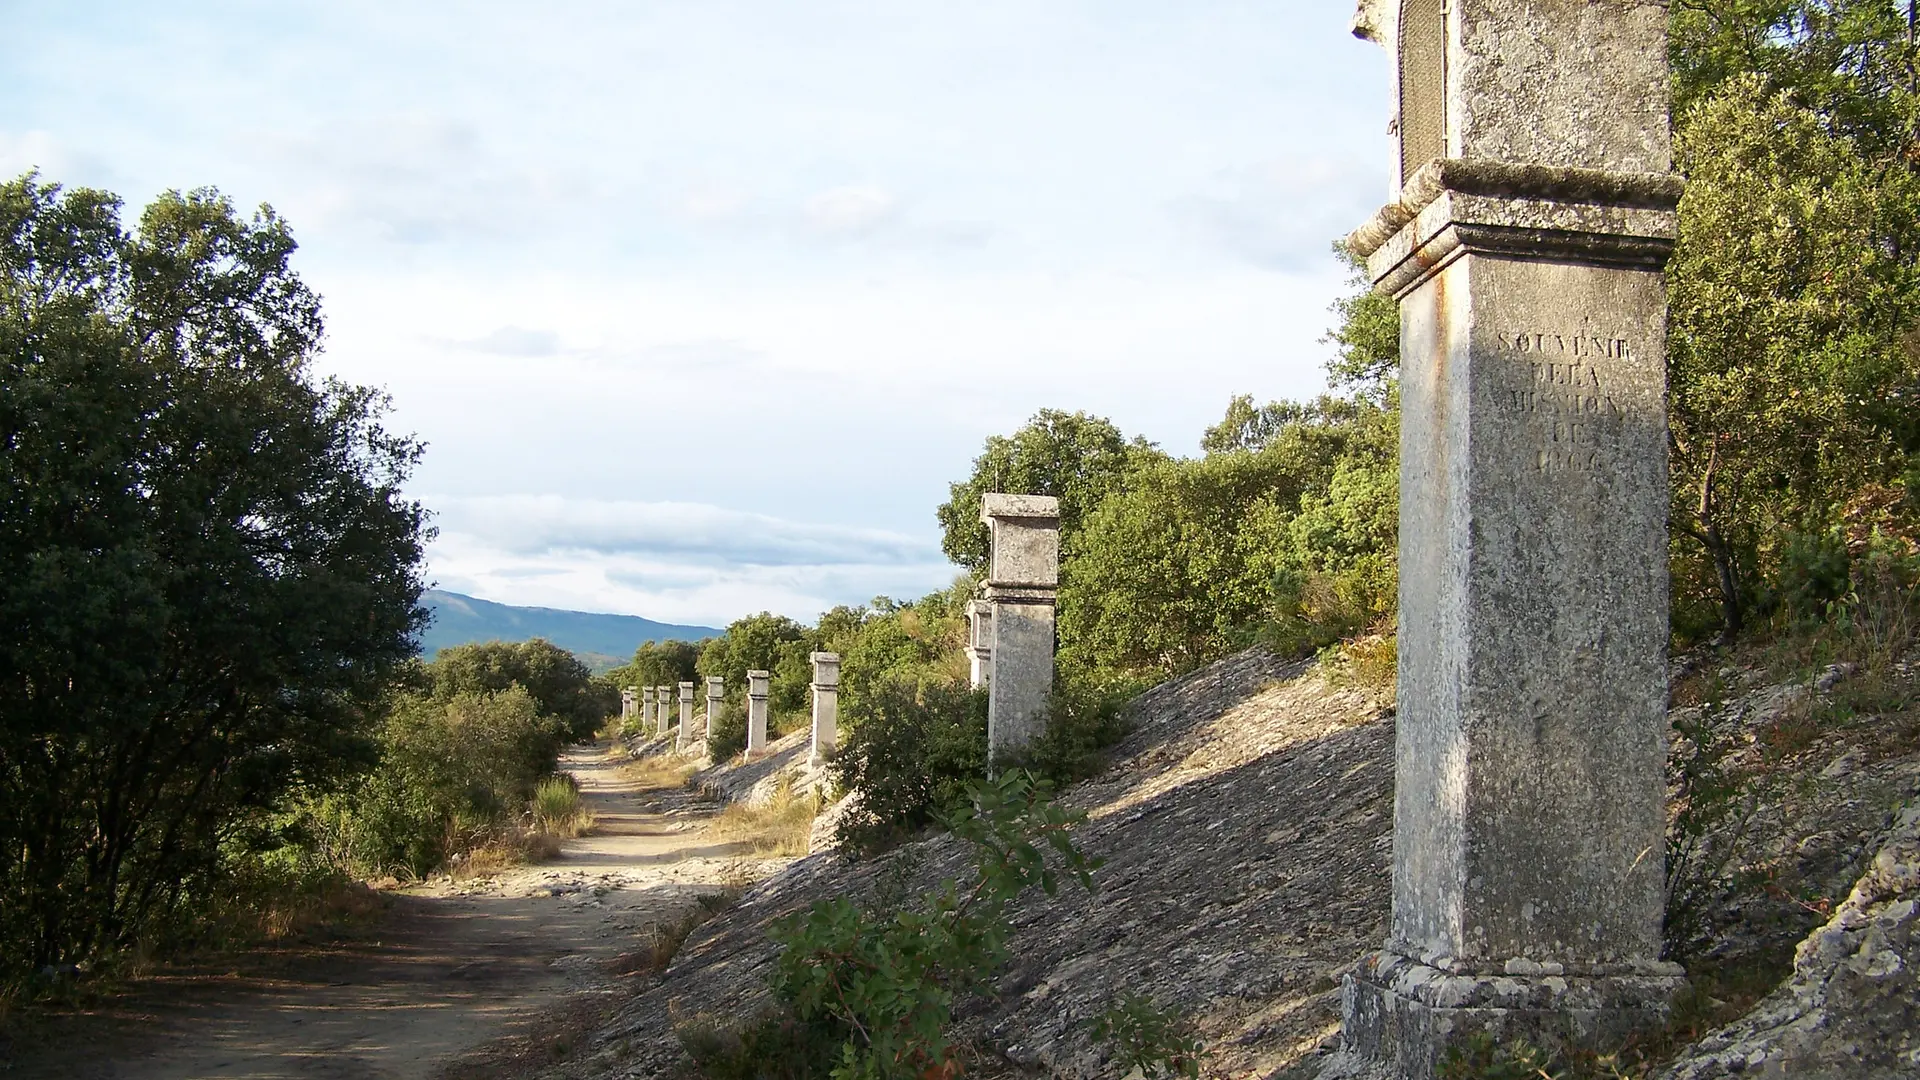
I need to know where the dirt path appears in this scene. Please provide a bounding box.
[9,744,784,1080]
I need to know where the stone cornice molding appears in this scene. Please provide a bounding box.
[981,584,1057,606]
[1348,158,1684,258]
[1350,159,1684,299]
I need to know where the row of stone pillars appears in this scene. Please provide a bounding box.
[617,493,1063,770]
[621,683,697,743]
[621,652,844,765]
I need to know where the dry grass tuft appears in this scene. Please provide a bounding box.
[621,753,700,792]
[452,827,562,880]
[708,778,820,858]
[534,774,595,838]
[609,887,744,977]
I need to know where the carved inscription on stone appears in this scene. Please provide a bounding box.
[1500,331,1632,474]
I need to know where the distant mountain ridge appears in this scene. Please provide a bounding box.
[418,589,719,672]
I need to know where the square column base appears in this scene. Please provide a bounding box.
[1326,952,1687,1080]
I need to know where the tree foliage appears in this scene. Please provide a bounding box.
[1063,396,1397,678]
[305,686,569,878]
[1668,80,1920,638]
[0,174,427,978]
[698,612,814,714]
[609,638,701,690]
[427,638,613,741]
[934,409,1160,574]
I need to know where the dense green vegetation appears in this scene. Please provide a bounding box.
[0,175,429,989]
[302,640,612,879]
[0,176,622,997]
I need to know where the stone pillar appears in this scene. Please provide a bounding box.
[965,599,994,689]
[621,686,636,722]
[809,652,840,765]
[979,494,1058,761]
[657,685,672,736]
[745,670,771,757]
[706,676,724,743]
[678,682,696,749]
[1331,0,1685,1074]
[640,686,655,731]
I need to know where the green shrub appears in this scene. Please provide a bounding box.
[830,677,988,855]
[1092,993,1204,1079]
[1775,526,1853,622]
[687,771,1098,1079]
[301,686,571,878]
[708,698,748,763]
[1004,674,1141,783]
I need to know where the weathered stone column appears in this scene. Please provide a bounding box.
[706,676,725,743]
[745,669,771,757]
[979,494,1058,761]
[809,652,840,765]
[1330,0,1686,1074]
[640,686,655,731]
[656,685,672,736]
[965,599,994,689]
[678,682,696,749]
[622,687,636,722]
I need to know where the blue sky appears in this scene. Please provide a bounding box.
[3,1,1391,626]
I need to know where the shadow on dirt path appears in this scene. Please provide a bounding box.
[5,742,791,1080]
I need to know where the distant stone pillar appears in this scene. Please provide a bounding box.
[678,682,695,749]
[809,652,840,765]
[745,670,771,756]
[657,685,673,736]
[965,600,994,689]
[705,676,725,743]
[979,494,1058,761]
[1332,0,1686,1073]
[621,686,636,721]
[640,686,655,730]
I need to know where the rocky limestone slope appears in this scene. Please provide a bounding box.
[574,650,1391,1078]
[564,647,1920,1079]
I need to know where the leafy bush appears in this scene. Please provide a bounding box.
[686,771,1098,1079]
[830,677,988,855]
[708,698,748,763]
[302,687,570,878]
[427,639,613,742]
[1092,993,1204,1079]
[1004,675,1141,783]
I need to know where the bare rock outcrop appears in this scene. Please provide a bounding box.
[1657,802,1920,1078]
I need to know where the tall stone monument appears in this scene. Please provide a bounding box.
[979,494,1059,760]
[641,686,655,731]
[678,681,696,749]
[745,670,771,757]
[1331,0,1686,1074]
[706,676,725,743]
[809,652,840,765]
[657,685,673,736]
[621,687,636,722]
[965,599,993,689]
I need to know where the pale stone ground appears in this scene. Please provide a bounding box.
[5,743,789,1080]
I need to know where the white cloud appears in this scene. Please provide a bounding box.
[428,495,942,566]
[425,495,953,624]
[802,185,898,238]
[463,326,561,357]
